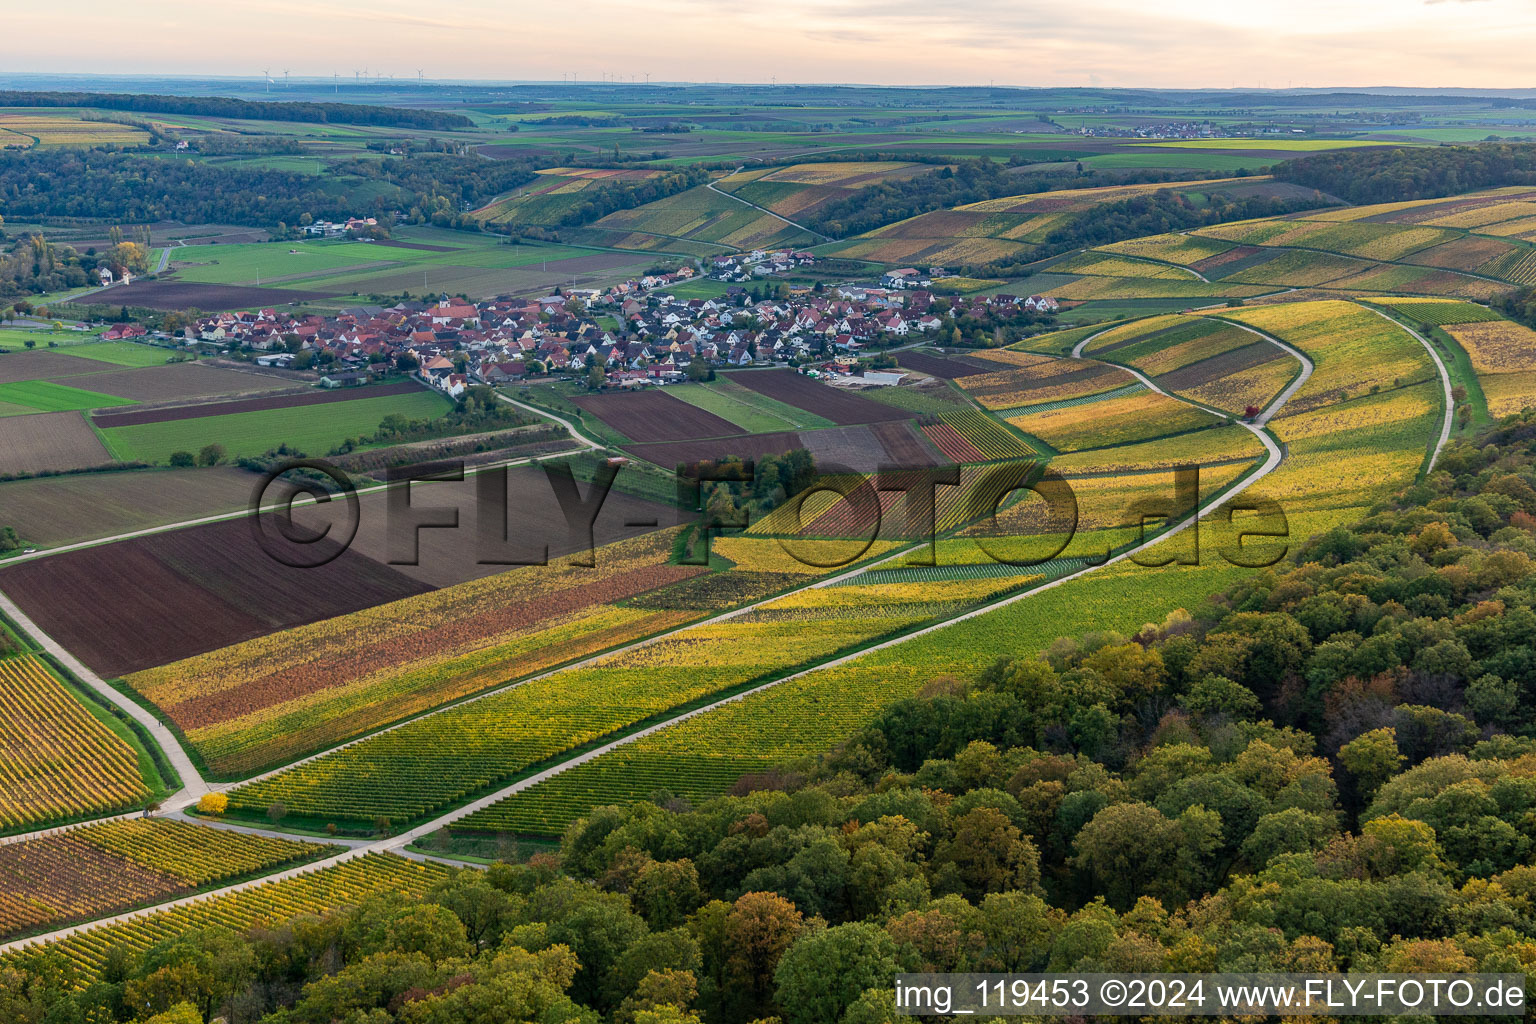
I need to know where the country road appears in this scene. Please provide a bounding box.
[0,322,1459,959]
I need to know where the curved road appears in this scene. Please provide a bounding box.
[1357,303,1455,474]
[0,314,1461,956]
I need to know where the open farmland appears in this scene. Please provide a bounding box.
[571,388,742,442]
[0,113,148,147]
[712,161,933,221]
[437,293,1442,840]
[97,388,453,463]
[1006,388,1224,451]
[0,467,261,548]
[624,430,805,468]
[472,166,669,227]
[51,342,178,368]
[956,351,1135,411]
[1442,318,1536,416]
[0,819,329,941]
[48,361,306,401]
[589,184,816,251]
[730,369,912,424]
[0,656,152,832]
[0,411,113,476]
[104,279,338,310]
[0,380,134,414]
[125,528,707,775]
[0,519,433,677]
[820,175,1326,267]
[90,379,425,428]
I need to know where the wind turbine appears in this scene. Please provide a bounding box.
[283,69,291,88]
[417,69,424,82]
[263,67,272,93]
[333,71,339,94]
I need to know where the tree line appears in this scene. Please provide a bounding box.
[8,408,1536,1023]
[0,91,473,131]
[0,149,539,229]
[982,188,1337,275]
[1274,142,1536,204]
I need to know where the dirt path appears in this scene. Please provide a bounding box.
[707,169,832,243]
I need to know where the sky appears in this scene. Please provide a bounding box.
[8,0,1536,89]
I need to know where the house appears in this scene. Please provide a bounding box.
[319,371,371,389]
[881,268,924,289]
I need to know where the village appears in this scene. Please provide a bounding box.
[127,261,1060,398]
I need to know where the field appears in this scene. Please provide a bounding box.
[0,819,329,941]
[589,185,815,251]
[624,430,805,468]
[52,342,178,368]
[433,292,1447,839]
[1364,297,1502,326]
[730,369,912,425]
[472,166,669,227]
[712,161,933,221]
[0,411,114,476]
[220,539,1009,825]
[0,114,149,147]
[669,378,833,432]
[0,380,134,414]
[821,176,1324,267]
[97,388,453,463]
[125,529,710,776]
[572,388,742,443]
[0,656,152,831]
[955,352,1135,411]
[1,854,450,981]
[1211,300,1434,413]
[1442,319,1536,416]
[1006,390,1223,451]
[0,467,258,548]
[90,379,424,428]
[0,518,433,677]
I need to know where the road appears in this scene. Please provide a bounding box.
[1357,303,1455,474]
[0,322,1461,956]
[706,169,832,242]
[0,590,211,804]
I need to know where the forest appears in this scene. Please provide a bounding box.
[0,150,539,229]
[0,91,474,131]
[7,402,1536,1024]
[1275,142,1536,204]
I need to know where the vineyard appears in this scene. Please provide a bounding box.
[0,656,151,832]
[124,527,708,776]
[1006,390,1222,451]
[2,854,450,980]
[443,299,1443,839]
[0,819,329,941]
[1442,319,1536,416]
[1364,297,1501,326]
[1212,301,1434,413]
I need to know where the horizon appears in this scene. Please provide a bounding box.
[11,0,1536,90]
[7,73,1536,95]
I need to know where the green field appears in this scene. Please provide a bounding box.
[0,380,135,414]
[58,342,177,368]
[669,381,800,432]
[98,390,453,464]
[702,375,838,429]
